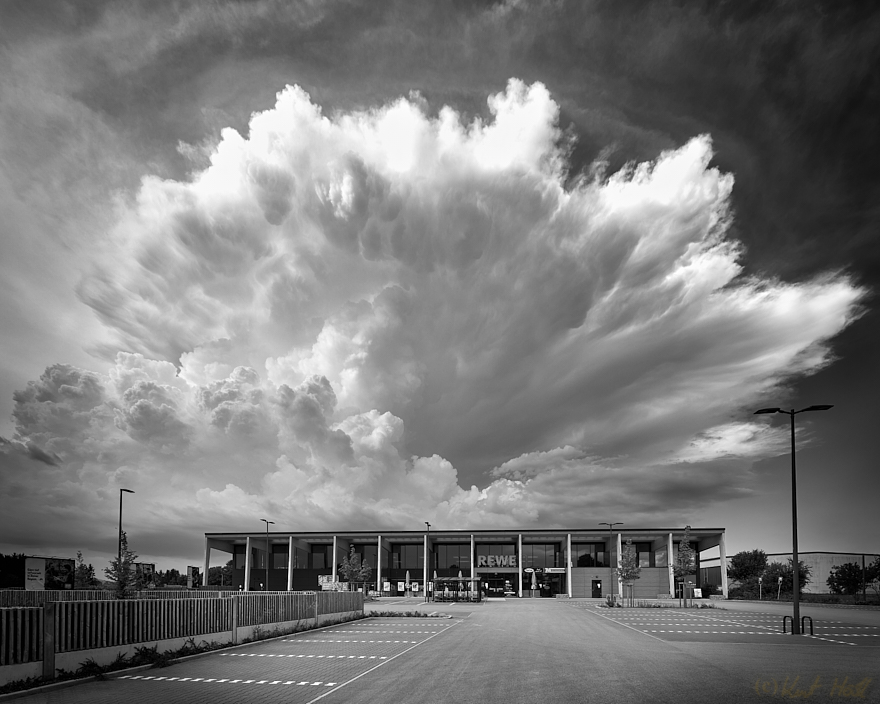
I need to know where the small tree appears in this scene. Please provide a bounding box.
[673,526,697,601]
[616,539,642,606]
[826,562,864,602]
[104,531,139,598]
[74,550,100,590]
[338,547,372,589]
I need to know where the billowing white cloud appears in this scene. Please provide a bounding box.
[0,79,864,565]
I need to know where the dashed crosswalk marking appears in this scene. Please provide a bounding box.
[119,675,340,686]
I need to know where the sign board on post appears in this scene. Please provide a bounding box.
[693,588,703,598]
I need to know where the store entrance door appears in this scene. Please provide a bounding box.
[591,579,602,598]
[481,573,516,597]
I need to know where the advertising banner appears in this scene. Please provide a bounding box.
[25,557,45,591]
[44,558,75,590]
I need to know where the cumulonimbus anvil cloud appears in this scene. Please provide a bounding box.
[0,79,863,556]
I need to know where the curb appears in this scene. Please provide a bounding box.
[0,612,366,701]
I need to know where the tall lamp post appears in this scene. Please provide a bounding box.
[425,522,431,603]
[755,404,832,634]
[118,488,135,584]
[599,522,623,602]
[260,519,274,591]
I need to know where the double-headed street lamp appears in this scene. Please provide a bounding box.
[754,404,832,634]
[118,489,135,578]
[599,522,623,601]
[260,519,274,591]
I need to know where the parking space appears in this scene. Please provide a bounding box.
[10,617,462,704]
[571,603,880,647]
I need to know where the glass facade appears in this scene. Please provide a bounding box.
[434,544,471,571]
[310,545,332,569]
[391,544,424,569]
[475,543,516,559]
[521,544,561,569]
[272,547,289,570]
[655,545,668,568]
[571,543,607,567]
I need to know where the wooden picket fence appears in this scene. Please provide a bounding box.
[0,591,364,667]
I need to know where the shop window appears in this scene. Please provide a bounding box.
[522,544,560,569]
[310,545,332,570]
[655,546,668,568]
[272,548,289,570]
[435,544,471,570]
[572,543,606,567]
[391,544,424,569]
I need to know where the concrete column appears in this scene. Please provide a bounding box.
[518,534,523,597]
[471,534,477,596]
[423,533,431,598]
[617,532,623,599]
[719,531,729,598]
[377,535,383,594]
[667,533,675,597]
[244,536,252,591]
[287,536,294,591]
[231,594,239,644]
[203,537,211,589]
[567,534,573,597]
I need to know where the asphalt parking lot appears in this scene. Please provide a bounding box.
[6,616,464,704]
[6,599,878,704]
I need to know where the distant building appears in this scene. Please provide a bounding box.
[700,551,880,594]
[204,527,728,598]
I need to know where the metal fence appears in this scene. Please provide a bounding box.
[0,591,364,667]
[0,591,114,607]
[0,608,42,666]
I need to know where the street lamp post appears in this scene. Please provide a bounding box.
[260,519,274,592]
[425,522,431,603]
[599,522,623,602]
[755,404,832,634]
[118,488,135,588]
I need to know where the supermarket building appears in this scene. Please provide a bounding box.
[204,527,728,598]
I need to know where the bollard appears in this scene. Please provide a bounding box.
[782,615,793,634]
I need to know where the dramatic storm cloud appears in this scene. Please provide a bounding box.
[0,80,863,563]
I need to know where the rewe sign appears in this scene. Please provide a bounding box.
[476,555,518,568]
